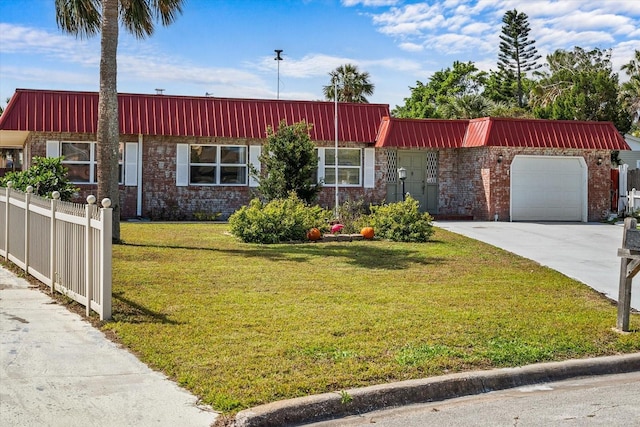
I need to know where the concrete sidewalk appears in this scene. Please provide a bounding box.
[435,221,640,310]
[0,266,218,427]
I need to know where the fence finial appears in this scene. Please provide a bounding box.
[26,185,33,193]
[101,198,112,208]
[52,191,60,200]
[87,195,96,205]
[6,181,12,188]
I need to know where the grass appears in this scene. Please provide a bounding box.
[104,223,640,413]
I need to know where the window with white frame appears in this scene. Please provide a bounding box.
[49,141,129,184]
[189,145,247,185]
[323,148,362,186]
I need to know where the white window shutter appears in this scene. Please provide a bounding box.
[46,141,60,158]
[124,142,138,186]
[317,148,325,183]
[176,144,189,187]
[364,147,375,188]
[248,145,261,187]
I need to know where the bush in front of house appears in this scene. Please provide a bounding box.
[365,196,434,242]
[229,193,332,244]
[335,198,372,234]
[0,156,78,201]
[252,120,322,204]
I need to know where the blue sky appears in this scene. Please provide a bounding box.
[1,0,639,110]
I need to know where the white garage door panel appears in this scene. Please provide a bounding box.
[511,156,587,221]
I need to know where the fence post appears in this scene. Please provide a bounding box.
[85,195,97,317]
[24,185,33,273]
[49,191,60,294]
[4,182,10,261]
[617,217,637,332]
[100,198,112,321]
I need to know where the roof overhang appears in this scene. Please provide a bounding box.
[0,130,29,148]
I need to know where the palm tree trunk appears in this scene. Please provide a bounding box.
[97,0,120,242]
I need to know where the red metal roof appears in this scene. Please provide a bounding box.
[375,117,469,148]
[376,116,628,150]
[0,89,389,143]
[1,89,629,151]
[463,117,629,150]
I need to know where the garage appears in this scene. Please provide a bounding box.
[510,155,587,222]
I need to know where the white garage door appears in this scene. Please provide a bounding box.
[510,156,587,222]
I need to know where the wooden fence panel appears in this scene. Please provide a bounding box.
[627,169,640,191]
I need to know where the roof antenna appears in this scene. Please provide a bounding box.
[155,88,165,95]
[205,92,214,97]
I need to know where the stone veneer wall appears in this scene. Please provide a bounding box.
[27,132,387,220]
[438,146,612,221]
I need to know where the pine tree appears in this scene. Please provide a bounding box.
[498,9,541,108]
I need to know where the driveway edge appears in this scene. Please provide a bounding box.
[233,353,640,427]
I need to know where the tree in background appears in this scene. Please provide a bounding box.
[497,9,541,108]
[252,120,321,204]
[55,0,184,242]
[0,97,10,116]
[323,64,375,103]
[531,47,631,133]
[392,61,487,118]
[620,49,640,130]
[0,157,78,201]
[440,94,491,119]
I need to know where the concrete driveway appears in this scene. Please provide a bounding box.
[434,221,639,311]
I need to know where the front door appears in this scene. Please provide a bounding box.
[396,151,438,213]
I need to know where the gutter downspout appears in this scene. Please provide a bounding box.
[137,134,143,217]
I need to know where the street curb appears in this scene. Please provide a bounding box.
[233,353,640,427]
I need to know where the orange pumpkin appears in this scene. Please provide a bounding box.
[307,227,322,241]
[361,227,375,240]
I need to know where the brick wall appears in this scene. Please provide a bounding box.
[438,147,612,221]
[27,132,386,220]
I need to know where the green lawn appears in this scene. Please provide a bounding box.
[105,223,640,413]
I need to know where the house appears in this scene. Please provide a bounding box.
[619,134,640,169]
[0,89,630,222]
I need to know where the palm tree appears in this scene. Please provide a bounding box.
[323,64,375,103]
[440,94,491,119]
[621,50,640,125]
[55,0,184,241]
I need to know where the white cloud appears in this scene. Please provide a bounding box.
[461,22,492,35]
[0,65,95,88]
[399,42,424,52]
[372,3,445,36]
[255,53,350,78]
[535,28,616,52]
[342,0,400,6]
[0,23,99,67]
[426,33,495,55]
[545,10,634,33]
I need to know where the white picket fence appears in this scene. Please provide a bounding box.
[627,188,640,214]
[0,184,112,320]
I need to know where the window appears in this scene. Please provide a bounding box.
[57,142,126,184]
[323,148,362,186]
[189,145,247,185]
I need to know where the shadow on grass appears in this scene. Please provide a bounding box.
[112,291,182,325]
[119,241,445,270]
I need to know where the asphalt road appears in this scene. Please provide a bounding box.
[309,371,640,427]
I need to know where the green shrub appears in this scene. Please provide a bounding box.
[229,193,332,243]
[366,196,434,242]
[336,198,371,233]
[0,156,78,201]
